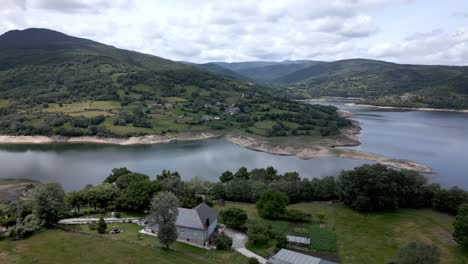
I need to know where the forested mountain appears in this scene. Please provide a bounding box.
[0,28,350,138]
[209,58,468,109]
[274,59,468,109]
[213,60,324,83]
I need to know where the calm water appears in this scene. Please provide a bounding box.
[321,99,468,189]
[1,100,467,190]
[0,140,369,190]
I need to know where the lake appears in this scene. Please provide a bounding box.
[321,99,468,189]
[0,100,467,190]
[0,140,369,190]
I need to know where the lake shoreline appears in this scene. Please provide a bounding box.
[345,103,468,113]
[0,115,432,173]
[0,133,219,145]
[224,133,432,173]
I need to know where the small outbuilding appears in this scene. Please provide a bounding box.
[287,235,310,247]
[267,249,337,264]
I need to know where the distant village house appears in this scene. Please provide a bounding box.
[225,104,240,115]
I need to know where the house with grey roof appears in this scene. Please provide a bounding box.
[267,249,337,264]
[147,203,218,246]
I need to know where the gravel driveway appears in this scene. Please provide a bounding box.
[223,227,267,264]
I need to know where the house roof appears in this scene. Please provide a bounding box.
[194,203,218,226]
[175,203,218,230]
[268,249,337,264]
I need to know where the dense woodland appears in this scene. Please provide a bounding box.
[0,28,350,138]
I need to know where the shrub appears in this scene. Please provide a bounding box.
[433,187,468,215]
[97,217,107,234]
[275,236,287,253]
[115,212,122,218]
[88,222,97,230]
[248,257,260,264]
[214,234,233,250]
[0,216,16,228]
[6,214,42,239]
[220,208,248,229]
[453,203,468,250]
[247,221,272,245]
[282,209,311,222]
[317,212,326,224]
[204,197,214,207]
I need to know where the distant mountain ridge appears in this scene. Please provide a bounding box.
[211,60,325,83]
[206,58,468,109]
[274,59,468,109]
[180,62,249,81]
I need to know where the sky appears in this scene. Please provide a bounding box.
[1,0,467,65]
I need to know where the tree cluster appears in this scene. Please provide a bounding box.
[338,164,468,213]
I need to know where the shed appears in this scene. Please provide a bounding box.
[287,235,310,246]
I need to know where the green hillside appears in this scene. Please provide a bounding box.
[275,59,468,109]
[0,28,350,138]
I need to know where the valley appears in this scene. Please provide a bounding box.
[197,59,468,110]
[1,18,468,264]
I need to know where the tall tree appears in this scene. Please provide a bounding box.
[85,183,118,211]
[147,191,179,249]
[453,203,468,250]
[66,191,84,212]
[256,189,289,219]
[32,182,67,226]
[234,167,249,180]
[104,167,131,183]
[219,171,234,183]
[338,164,427,212]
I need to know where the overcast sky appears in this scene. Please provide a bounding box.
[1,0,467,65]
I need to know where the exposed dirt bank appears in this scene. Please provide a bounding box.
[223,112,431,173]
[0,133,219,145]
[346,103,468,113]
[224,134,432,173]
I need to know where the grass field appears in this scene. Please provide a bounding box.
[215,202,468,264]
[0,225,248,264]
[45,101,120,112]
[0,99,10,107]
[163,97,187,103]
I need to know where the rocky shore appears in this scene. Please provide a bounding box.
[224,134,432,173]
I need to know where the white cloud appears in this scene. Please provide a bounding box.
[368,28,468,65]
[0,0,466,65]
